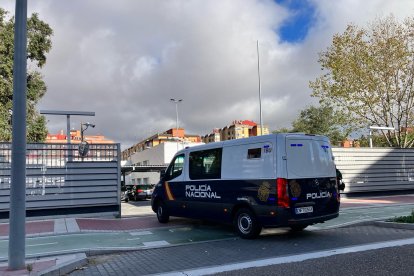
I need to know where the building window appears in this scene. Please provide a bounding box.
[189,148,222,180]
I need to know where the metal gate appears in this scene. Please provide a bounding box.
[333,147,414,193]
[0,143,121,219]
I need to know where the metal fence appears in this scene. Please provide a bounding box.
[333,147,414,193]
[0,143,121,219]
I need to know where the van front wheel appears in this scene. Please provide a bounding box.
[234,208,262,239]
[156,201,169,223]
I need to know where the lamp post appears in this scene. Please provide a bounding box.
[170,99,182,152]
[170,98,182,130]
[369,126,395,148]
[81,122,95,142]
[257,40,263,136]
[79,122,95,158]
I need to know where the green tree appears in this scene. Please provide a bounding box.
[356,134,389,148]
[272,127,292,134]
[272,105,348,146]
[310,16,414,148]
[291,105,348,146]
[0,8,52,142]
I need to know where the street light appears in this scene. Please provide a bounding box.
[81,122,95,142]
[369,126,395,148]
[170,98,183,130]
[257,40,263,136]
[79,122,95,157]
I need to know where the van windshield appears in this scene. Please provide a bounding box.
[286,138,334,178]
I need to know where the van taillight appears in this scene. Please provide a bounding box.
[277,178,290,208]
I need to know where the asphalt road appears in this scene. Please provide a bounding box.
[62,194,414,275]
[215,243,414,276]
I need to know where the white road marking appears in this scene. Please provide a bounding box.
[143,241,170,247]
[27,242,58,247]
[130,231,152,236]
[159,237,414,276]
[127,237,141,241]
[169,227,192,232]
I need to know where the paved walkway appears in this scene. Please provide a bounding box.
[0,194,412,275]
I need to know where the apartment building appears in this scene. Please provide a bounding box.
[45,129,114,144]
[202,120,269,143]
[122,128,201,160]
[122,128,203,185]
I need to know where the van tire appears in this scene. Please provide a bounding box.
[156,200,170,223]
[290,224,308,232]
[234,208,262,239]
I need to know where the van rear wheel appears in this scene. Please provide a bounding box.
[156,201,169,223]
[234,208,262,239]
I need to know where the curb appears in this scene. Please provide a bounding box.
[373,221,414,230]
[38,253,88,276]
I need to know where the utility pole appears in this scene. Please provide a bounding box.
[9,0,28,270]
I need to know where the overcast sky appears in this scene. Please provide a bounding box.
[2,0,414,149]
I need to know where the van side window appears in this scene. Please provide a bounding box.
[247,148,261,159]
[166,154,185,180]
[189,148,222,180]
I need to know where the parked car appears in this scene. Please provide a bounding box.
[121,190,130,202]
[120,184,130,202]
[130,184,154,201]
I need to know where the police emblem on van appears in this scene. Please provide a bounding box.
[290,180,301,198]
[258,182,270,202]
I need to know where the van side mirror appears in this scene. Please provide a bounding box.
[160,169,166,179]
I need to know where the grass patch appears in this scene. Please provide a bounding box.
[391,210,414,223]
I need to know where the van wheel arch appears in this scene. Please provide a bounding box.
[233,206,262,239]
[155,199,170,223]
[231,203,254,219]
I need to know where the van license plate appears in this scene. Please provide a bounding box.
[295,206,313,214]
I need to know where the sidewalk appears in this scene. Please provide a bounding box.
[0,194,412,275]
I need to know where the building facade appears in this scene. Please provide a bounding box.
[46,129,114,144]
[202,120,269,143]
[122,128,203,185]
[122,128,201,160]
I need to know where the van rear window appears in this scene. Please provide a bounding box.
[189,148,222,180]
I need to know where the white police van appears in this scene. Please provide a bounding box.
[151,133,340,239]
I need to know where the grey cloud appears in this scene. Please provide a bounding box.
[3,0,414,149]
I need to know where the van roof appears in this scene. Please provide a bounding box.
[175,133,329,155]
